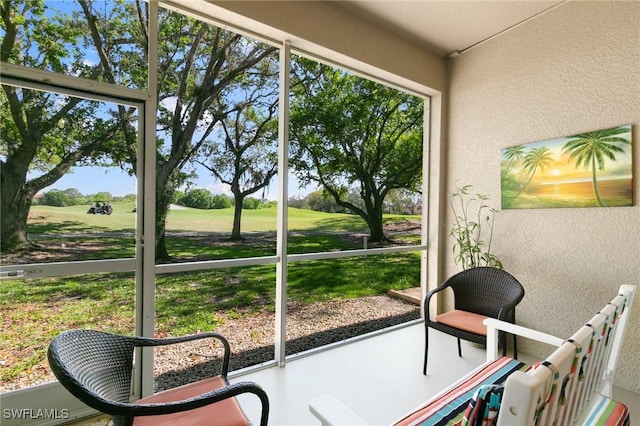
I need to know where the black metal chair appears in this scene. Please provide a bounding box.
[47,329,269,426]
[423,267,525,374]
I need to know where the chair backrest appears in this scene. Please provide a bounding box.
[447,267,525,320]
[497,284,636,426]
[556,325,592,424]
[601,290,634,394]
[48,329,136,409]
[498,342,576,426]
[572,290,631,417]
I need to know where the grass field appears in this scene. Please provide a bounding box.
[1,204,422,389]
[27,202,379,234]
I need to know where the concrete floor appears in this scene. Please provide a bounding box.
[66,323,640,425]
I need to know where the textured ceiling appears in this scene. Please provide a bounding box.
[336,1,566,57]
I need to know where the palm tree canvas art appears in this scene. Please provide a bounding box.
[501,124,633,209]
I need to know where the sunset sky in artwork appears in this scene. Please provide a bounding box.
[503,127,633,185]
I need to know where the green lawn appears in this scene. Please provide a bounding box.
[1,205,421,388]
[28,202,138,234]
[27,203,380,234]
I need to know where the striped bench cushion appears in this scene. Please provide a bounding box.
[581,395,630,426]
[394,357,528,426]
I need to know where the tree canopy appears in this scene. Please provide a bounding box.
[1,1,423,255]
[1,1,277,257]
[196,65,279,240]
[289,57,424,242]
[0,0,139,250]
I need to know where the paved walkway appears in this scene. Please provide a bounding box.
[387,287,421,305]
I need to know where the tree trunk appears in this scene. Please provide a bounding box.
[591,157,606,207]
[154,173,174,262]
[0,189,32,251]
[367,206,386,243]
[155,230,171,261]
[0,165,34,252]
[513,165,537,199]
[230,195,243,241]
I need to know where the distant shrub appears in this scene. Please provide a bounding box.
[41,189,69,207]
[173,190,186,205]
[182,188,213,209]
[242,197,261,210]
[92,192,113,202]
[211,194,233,209]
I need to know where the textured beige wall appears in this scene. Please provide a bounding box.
[446,1,640,391]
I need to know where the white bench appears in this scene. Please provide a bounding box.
[310,284,635,426]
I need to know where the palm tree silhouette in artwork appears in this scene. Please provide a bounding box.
[502,145,526,172]
[562,126,631,207]
[514,146,554,199]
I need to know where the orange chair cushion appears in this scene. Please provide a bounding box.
[133,376,249,426]
[435,309,489,336]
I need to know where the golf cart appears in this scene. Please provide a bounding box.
[87,201,113,215]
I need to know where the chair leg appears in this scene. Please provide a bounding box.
[457,338,462,357]
[423,325,429,375]
[513,334,518,359]
[111,416,133,426]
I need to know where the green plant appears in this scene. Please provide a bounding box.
[449,184,503,270]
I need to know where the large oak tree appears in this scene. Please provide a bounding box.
[0,0,136,251]
[1,1,276,260]
[196,70,279,241]
[289,58,424,243]
[151,11,276,259]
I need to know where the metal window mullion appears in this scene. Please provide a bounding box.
[275,40,291,367]
[0,62,148,102]
[287,245,426,263]
[0,259,136,279]
[136,0,159,399]
[420,98,431,317]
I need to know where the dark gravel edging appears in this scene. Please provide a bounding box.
[155,296,420,391]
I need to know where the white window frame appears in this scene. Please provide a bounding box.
[0,3,434,417]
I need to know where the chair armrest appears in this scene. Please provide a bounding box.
[309,394,368,426]
[424,284,451,320]
[131,332,230,349]
[484,318,564,361]
[132,332,231,377]
[496,303,518,321]
[424,283,450,302]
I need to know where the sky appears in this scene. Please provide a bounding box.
[44,165,315,200]
[21,1,322,202]
[501,125,633,185]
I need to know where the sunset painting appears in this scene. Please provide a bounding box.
[501,124,633,209]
